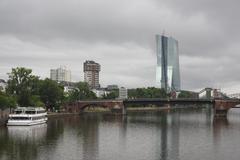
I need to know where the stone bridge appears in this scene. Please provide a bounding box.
[64,100,125,114]
[63,99,240,117]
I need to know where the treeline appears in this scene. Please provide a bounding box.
[0,67,96,110]
[128,87,167,99]
[102,89,119,99]
[0,92,16,110]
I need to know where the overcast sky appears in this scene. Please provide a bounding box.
[0,0,240,93]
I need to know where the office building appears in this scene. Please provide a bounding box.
[156,34,181,92]
[50,66,71,82]
[119,87,128,99]
[84,60,101,89]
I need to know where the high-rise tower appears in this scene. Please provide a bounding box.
[84,60,101,89]
[156,35,181,92]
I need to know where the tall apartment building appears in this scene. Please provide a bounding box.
[50,66,71,82]
[119,87,128,99]
[156,34,181,92]
[84,60,101,89]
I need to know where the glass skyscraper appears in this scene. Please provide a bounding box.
[156,35,181,92]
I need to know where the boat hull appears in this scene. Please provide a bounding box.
[7,118,48,126]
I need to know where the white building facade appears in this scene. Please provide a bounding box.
[50,66,71,82]
[92,89,110,98]
[119,87,128,99]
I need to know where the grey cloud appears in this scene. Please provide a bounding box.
[0,0,240,93]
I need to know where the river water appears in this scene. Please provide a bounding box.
[1,107,240,160]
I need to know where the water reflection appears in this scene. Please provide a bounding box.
[155,111,180,160]
[7,124,47,141]
[0,119,65,160]
[119,116,127,149]
[81,114,99,160]
[213,117,229,146]
[0,124,47,160]
[169,111,180,160]
[127,110,180,160]
[160,112,168,160]
[1,108,240,160]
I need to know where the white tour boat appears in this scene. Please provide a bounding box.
[7,107,48,126]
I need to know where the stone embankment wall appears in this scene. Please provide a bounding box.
[0,108,9,126]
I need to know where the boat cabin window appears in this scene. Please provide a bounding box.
[25,111,36,114]
[10,117,30,120]
[14,110,23,114]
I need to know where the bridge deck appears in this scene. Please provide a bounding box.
[123,98,213,104]
[64,98,240,117]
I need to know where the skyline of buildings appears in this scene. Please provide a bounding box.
[84,60,101,89]
[156,34,181,92]
[50,66,71,82]
[2,34,181,92]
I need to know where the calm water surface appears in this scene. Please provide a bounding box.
[1,107,240,160]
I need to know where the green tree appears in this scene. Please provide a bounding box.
[150,87,167,98]
[0,95,9,109]
[6,67,39,106]
[0,94,16,110]
[178,91,194,99]
[102,89,119,99]
[128,87,167,99]
[39,78,64,111]
[68,82,96,101]
[30,76,42,95]
[128,89,137,98]
[30,95,45,107]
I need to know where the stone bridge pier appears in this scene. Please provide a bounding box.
[214,100,240,117]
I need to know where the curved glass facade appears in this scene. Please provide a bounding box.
[156,35,181,92]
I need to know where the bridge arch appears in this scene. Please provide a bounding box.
[64,100,124,114]
[79,103,111,112]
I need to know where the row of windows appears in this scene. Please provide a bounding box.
[25,111,36,114]
[10,116,46,120]
[14,110,46,114]
[15,111,23,114]
[10,117,30,120]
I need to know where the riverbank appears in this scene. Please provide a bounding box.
[47,112,80,118]
[82,105,202,113]
[47,105,206,116]
[0,117,8,126]
[0,109,10,126]
[0,106,205,126]
[44,107,171,119]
